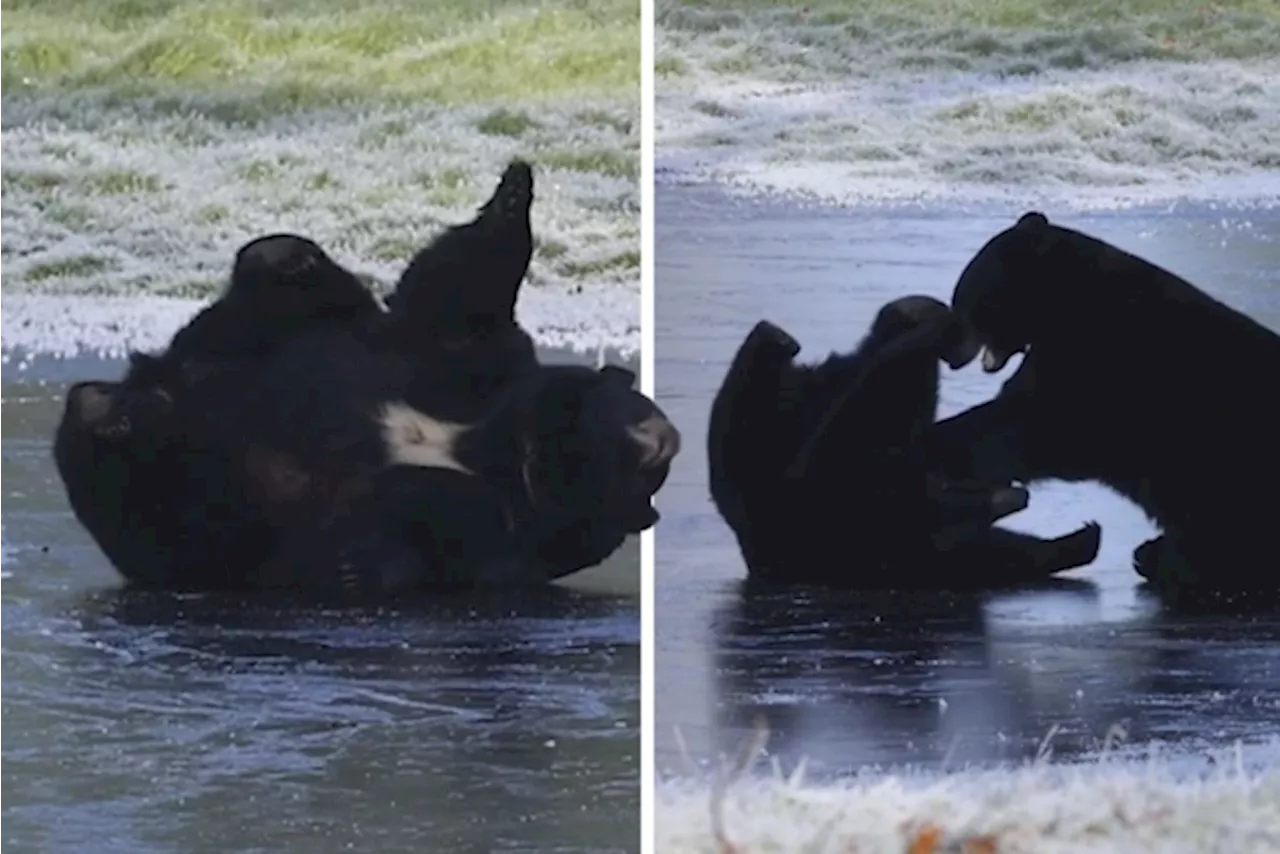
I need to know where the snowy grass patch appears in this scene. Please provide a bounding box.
[658,729,1280,853]
[655,0,1280,209]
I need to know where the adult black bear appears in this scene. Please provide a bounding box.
[707,295,1100,588]
[55,162,675,597]
[382,159,539,421]
[932,211,1280,598]
[54,339,680,597]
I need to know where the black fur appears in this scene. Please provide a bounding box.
[932,211,1280,598]
[707,296,1100,588]
[55,232,386,575]
[234,329,679,596]
[53,173,676,598]
[54,329,680,597]
[53,378,279,590]
[383,160,539,421]
[125,233,383,394]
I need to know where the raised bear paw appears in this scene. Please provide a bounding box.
[746,320,801,360]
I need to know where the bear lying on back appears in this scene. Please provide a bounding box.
[931,211,1280,599]
[55,332,682,597]
[55,167,682,596]
[708,295,1100,589]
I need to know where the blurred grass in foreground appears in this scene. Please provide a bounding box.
[3,0,640,108]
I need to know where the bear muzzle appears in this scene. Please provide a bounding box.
[628,413,682,496]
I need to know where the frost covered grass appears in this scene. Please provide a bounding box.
[655,0,1280,209]
[657,0,1280,81]
[657,729,1280,854]
[2,0,641,355]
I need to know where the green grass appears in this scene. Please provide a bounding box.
[25,254,116,281]
[368,234,423,263]
[559,249,640,277]
[84,168,165,194]
[535,236,571,260]
[477,107,540,137]
[655,55,687,76]
[540,147,639,179]
[3,0,640,108]
[660,0,1280,29]
[1,170,67,192]
[409,166,476,207]
[691,99,738,118]
[2,167,165,194]
[574,108,634,134]
[195,203,231,223]
[658,0,1280,64]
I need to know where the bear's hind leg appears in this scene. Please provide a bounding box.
[940,522,1101,588]
[708,320,804,572]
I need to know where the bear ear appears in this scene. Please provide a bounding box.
[1015,211,1049,231]
[598,364,636,388]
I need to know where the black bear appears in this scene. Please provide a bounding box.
[55,161,677,597]
[54,339,681,597]
[932,211,1280,598]
[707,295,1100,588]
[382,159,539,421]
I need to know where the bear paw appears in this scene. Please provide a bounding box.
[1057,521,1102,568]
[746,320,801,360]
[1132,534,1197,589]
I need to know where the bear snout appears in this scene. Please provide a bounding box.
[629,414,681,469]
[628,413,682,496]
